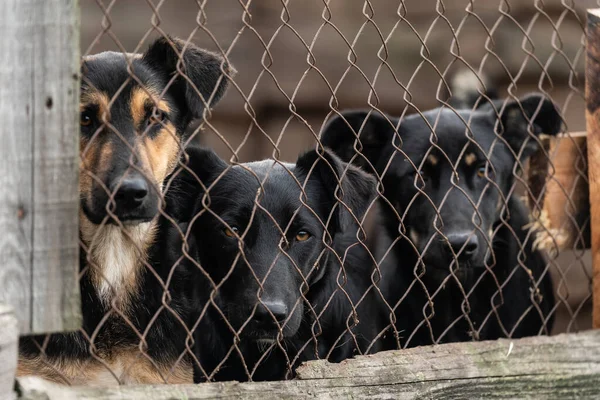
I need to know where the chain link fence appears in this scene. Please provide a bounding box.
[17,0,592,385]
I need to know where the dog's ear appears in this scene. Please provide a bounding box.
[165,146,227,221]
[296,148,377,234]
[320,110,397,174]
[492,94,562,159]
[142,36,234,120]
[180,146,227,185]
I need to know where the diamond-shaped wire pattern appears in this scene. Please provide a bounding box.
[17,0,591,385]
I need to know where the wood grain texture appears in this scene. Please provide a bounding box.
[586,9,600,329]
[0,305,18,400]
[15,330,600,399]
[0,0,80,335]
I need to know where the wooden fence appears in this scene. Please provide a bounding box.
[1,1,599,399]
[14,329,600,399]
[0,0,80,336]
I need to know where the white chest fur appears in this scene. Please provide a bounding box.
[81,218,155,309]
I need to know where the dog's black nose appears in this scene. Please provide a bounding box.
[113,177,149,209]
[447,232,478,260]
[254,301,288,326]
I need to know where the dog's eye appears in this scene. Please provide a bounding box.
[224,226,239,238]
[295,231,311,242]
[81,111,93,127]
[476,165,487,178]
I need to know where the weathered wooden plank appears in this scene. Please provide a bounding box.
[0,0,80,334]
[15,330,600,399]
[586,8,600,329]
[30,0,81,333]
[0,305,18,400]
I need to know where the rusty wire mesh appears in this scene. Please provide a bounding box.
[18,0,592,385]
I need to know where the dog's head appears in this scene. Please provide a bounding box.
[177,147,375,344]
[79,37,231,226]
[321,95,561,270]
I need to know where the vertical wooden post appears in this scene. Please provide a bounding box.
[587,9,600,329]
[0,0,81,335]
[0,305,18,400]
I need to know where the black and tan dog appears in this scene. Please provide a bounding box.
[321,78,559,346]
[18,36,232,385]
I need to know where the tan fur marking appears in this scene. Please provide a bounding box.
[464,152,477,166]
[427,154,438,166]
[96,141,114,198]
[78,137,95,198]
[116,349,194,384]
[18,348,193,386]
[79,141,113,217]
[130,87,171,127]
[131,88,148,127]
[79,89,112,202]
[81,90,110,121]
[18,354,108,386]
[143,124,180,185]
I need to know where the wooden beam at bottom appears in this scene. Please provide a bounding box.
[16,330,600,400]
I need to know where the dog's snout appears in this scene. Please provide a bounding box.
[447,231,478,260]
[113,177,149,209]
[254,301,288,326]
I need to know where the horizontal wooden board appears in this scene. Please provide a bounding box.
[16,330,600,399]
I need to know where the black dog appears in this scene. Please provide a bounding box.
[18,37,231,385]
[168,146,389,381]
[320,86,559,346]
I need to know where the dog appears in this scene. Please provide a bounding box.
[320,78,559,346]
[167,146,389,381]
[18,36,232,385]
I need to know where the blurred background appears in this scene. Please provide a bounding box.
[81,0,594,334]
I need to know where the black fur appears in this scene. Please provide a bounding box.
[321,92,560,346]
[169,146,389,381]
[142,36,233,121]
